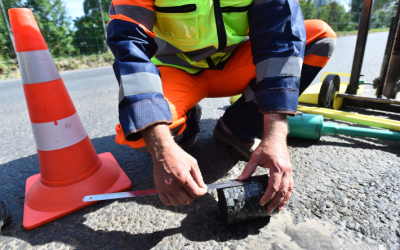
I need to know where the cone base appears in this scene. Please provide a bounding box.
[23,152,132,230]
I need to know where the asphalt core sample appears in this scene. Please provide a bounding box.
[217,174,278,224]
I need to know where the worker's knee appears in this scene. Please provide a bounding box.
[306,19,336,38]
[305,20,337,59]
[314,20,336,39]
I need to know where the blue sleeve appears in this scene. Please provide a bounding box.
[249,0,306,115]
[107,19,172,141]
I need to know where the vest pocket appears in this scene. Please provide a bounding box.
[221,3,252,37]
[154,4,197,13]
[221,3,252,13]
[155,4,200,44]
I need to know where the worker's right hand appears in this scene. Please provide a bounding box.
[152,142,207,205]
[142,124,207,206]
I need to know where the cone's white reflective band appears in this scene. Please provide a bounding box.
[256,57,303,83]
[119,72,163,103]
[17,50,61,84]
[31,113,88,151]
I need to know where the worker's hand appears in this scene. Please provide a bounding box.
[142,124,207,206]
[238,114,293,213]
[153,142,207,205]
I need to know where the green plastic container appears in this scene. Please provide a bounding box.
[288,114,400,141]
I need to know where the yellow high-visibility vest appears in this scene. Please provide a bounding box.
[151,0,253,73]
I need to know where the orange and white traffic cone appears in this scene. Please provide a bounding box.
[9,8,132,230]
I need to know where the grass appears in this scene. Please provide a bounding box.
[0,52,115,80]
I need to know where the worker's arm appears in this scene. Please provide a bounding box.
[107,1,172,142]
[107,1,206,205]
[239,114,293,213]
[240,0,306,212]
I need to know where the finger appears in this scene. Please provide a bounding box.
[182,172,207,198]
[165,192,180,206]
[190,164,207,189]
[266,171,290,213]
[278,175,294,211]
[259,168,282,207]
[238,156,259,181]
[159,192,171,206]
[172,187,195,205]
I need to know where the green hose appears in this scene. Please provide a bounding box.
[288,114,400,141]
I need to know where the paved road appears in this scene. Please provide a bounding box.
[0,32,399,249]
[319,32,388,84]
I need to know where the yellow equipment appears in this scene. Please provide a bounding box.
[297,105,400,132]
[298,72,365,110]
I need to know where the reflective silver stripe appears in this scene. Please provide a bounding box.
[155,37,247,63]
[17,50,60,84]
[243,85,256,102]
[156,54,203,69]
[119,72,163,102]
[154,37,183,56]
[221,37,249,53]
[31,113,87,151]
[109,2,116,15]
[221,44,239,53]
[118,83,124,103]
[256,57,303,82]
[156,39,218,62]
[113,5,155,30]
[185,46,218,62]
[157,44,237,62]
[305,37,336,57]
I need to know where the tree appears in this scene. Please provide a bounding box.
[73,0,111,55]
[351,0,397,24]
[298,0,394,32]
[373,0,397,14]
[299,0,318,20]
[23,0,75,57]
[350,0,364,13]
[0,0,23,59]
[326,1,348,31]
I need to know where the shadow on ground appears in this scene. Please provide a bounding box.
[0,118,398,249]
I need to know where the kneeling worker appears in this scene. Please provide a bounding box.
[106,0,336,213]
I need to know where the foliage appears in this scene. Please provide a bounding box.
[24,0,75,57]
[299,0,351,31]
[299,0,396,32]
[73,0,111,55]
[350,0,397,25]
[0,0,23,59]
[0,0,75,59]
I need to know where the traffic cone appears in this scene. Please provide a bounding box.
[9,8,132,230]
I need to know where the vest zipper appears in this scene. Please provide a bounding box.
[213,0,227,52]
[154,4,197,13]
[221,3,253,13]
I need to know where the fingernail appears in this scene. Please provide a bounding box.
[260,202,266,207]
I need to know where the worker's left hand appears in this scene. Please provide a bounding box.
[238,114,293,213]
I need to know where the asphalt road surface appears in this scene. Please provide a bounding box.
[0,32,399,250]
